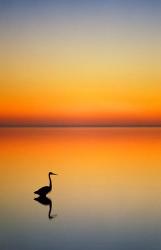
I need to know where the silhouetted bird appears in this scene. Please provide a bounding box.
[34,196,57,220]
[34,172,57,196]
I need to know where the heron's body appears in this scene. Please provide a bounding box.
[34,186,51,196]
[34,172,57,196]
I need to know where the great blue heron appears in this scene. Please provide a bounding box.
[34,172,57,196]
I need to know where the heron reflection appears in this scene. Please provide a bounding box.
[34,196,57,220]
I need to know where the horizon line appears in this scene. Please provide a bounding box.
[0,124,161,128]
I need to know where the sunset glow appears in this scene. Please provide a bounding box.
[1,1,161,126]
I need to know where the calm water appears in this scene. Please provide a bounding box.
[0,128,161,250]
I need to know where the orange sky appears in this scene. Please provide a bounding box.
[0,1,161,126]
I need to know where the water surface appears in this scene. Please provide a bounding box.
[0,128,161,250]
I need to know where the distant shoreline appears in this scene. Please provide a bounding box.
[0,125,161,128]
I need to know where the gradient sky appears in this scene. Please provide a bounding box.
[0,0,161,125]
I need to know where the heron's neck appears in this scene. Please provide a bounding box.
[49,174,52,189]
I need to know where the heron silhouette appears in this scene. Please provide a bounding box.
[34,172,57,197]
[34,196,57,220]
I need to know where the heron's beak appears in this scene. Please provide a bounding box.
[50,172,57,175]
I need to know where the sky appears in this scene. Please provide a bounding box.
[0,0,161,126]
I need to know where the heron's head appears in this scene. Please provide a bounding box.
[49,172,57,175]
